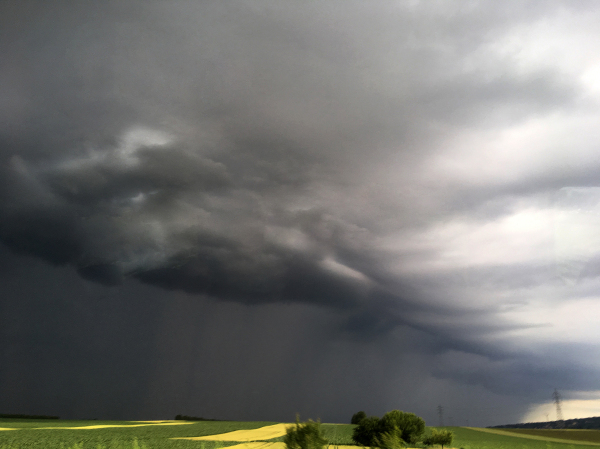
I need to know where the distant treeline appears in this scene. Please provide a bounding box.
[491,416,600,429]
[0,413,59,420]
[174,414,223,421]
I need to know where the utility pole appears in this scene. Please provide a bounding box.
[553,389,564,425]
[437,405,444,427]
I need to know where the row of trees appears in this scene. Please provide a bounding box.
[284,410,453,449]
[0,413,59,419]
[174,414,220,421]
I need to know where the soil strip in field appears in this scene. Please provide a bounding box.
[175,423,290,441]
[466,427,600,446]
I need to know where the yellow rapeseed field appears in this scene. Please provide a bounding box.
[175,423,290,441]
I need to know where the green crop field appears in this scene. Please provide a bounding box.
[448,426,600,449]
[496,428,600,444]
[319,424,355,445]
[0,419,277,449]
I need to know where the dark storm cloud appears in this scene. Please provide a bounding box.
[135,251,365,308]
[431,343,600,400]
[42,145,231,205]
[0,158,84,265]
[0,245,166,420]
[3,0,600,427]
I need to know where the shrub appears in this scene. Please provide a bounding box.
[423,429,453,448]
[352,416,381,446]
[378,410,425,445]
[351,411,367,425]
[374,425,406,449]
[284,415,328,449]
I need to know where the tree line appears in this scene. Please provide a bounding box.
[285,410,453,449]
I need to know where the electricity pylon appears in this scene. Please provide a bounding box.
[553,389,564,423]
[437,405,444,427]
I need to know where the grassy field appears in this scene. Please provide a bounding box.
[5,419,600,449]
[496,428,600,444]
[450,426,600,448]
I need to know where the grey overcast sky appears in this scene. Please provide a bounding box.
[2,0,600,427]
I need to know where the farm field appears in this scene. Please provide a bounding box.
[319,424,356,446]
[5,419,600,449]
[173,424,291,441]
[452,426,600,448]
[495,428,600,444]
[0,419,277,449]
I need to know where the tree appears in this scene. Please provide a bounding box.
[352,410,427,447]
[423,429,453,449]
[378,410,425,445]
[352,416,381,446]
[351,411,367,425]
[284,415,328,449]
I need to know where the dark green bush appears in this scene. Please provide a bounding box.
[351,411,367,425]
[374,425,406,449]
[423,429,453,448]
[352,410,426,447]
[284,415,329,449]
[378,410,425,445]
[352,416,381,446]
